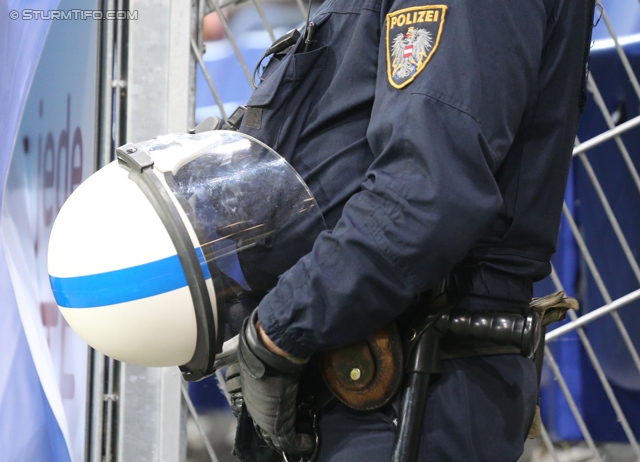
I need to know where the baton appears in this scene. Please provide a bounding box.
[392,310,542,462]
[392,326,442,462]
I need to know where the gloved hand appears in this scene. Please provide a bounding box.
[224,362,244,419]
[237,309,315,456]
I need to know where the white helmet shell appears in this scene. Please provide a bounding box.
[48,130,325,379]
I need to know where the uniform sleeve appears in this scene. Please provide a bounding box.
[257,0,547,357]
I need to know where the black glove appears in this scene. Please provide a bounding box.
[225,362,244,419]
[237,309,315,456]
[225,363,282,462]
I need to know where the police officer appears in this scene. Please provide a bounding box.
[230,0,596,460]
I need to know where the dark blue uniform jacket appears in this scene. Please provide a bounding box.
[240,0,594,357]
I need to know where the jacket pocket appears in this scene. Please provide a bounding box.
[240,14,331,148]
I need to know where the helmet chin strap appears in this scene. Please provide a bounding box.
[116,143,219,381]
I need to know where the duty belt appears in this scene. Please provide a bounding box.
[319,300,544,414]
[392,291,579,462]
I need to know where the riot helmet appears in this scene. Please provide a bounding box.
[48,130,325,380]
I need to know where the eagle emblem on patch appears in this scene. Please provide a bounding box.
[386,5,447,89]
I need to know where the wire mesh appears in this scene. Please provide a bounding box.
[182,1,640,461]
[536,2,640,460]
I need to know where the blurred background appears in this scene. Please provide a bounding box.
[1,1,640,461]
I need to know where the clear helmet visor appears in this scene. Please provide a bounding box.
[143,130,325,295]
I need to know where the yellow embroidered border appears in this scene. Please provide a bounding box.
[386,5,447,89]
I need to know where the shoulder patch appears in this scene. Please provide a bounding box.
[386,5,447,89]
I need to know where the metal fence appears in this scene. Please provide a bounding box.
[534,3,640,459]
[182,1,640,461]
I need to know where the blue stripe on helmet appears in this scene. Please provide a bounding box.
[50,248,212,308]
